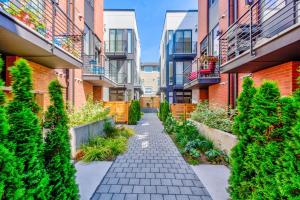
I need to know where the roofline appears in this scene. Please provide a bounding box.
[104,9,135,12]
[141,63,160,66]
[165,10,198,13]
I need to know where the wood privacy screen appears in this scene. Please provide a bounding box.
[140,97,160,109]
[103,101,130,123]
[170,103,196,120]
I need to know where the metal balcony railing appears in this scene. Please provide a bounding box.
[169,41,197,55]
[0,0,83,60]
[183,57,220,85]
[83,54,107,75]
[104,40,128,54]
[219,0,300,66]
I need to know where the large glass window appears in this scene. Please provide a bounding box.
[145,87,153,94]
[109,30,116,52]
[109,29,125,52]
[128,30,132,53]
[176,62,183,85]
[262,0,286,21]
[127,60,132,84]
[169,62,173,85]
[168,30,174,53]
[212,25,219,56]
[174,30,192,53]
[143,66,153,72]
[84,24,90,55]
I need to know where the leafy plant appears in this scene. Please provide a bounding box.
[7,59,49,199]
[68,98,109,127]
[159,100,170,122]
[128,100,140,125]
[189,148,200,158]
[103,119,116,137]
[191,101,234,133]
[164,114,177,134]
[43,80,79,200]
[205,149,222,161]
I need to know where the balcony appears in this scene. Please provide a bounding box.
[220,0,300,73]
[83,55,118,88]
[168,41,197,60]
[105,41,128,59]
[0,0,83,69]
[183,57,220,90]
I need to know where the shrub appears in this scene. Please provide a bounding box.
[128,100,140,125]
[230,78,300,199]
[174,120,199,147]
[164,114,177,134]
[7,59,49,199]
[43,80,79,200]
[81,137,128,162]
[0,58,25,199]
[159,100,170,122]
[229,77,256,199]
[191,101,234,133]
[68,98,109,127]
[205,149,222,161]
[103,119,116,137]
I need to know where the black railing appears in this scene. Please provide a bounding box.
[183,57,220,85]
[106,62,128,85]
[105,40,128,54]
[169,41,197,55]
[220,0,300,66]
[0,0,83,60]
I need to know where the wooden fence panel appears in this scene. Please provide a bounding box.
[103,101,130,123]
[170,103,196,120]
[140,97,160,109]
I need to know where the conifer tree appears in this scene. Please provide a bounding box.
[0,58,25,199]
[44,80,79,200]
[246,81,281,199]
[229,77,256,199]
[7,58,49,199]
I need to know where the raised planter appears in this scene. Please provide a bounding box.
[190,120,237,154]
[70,118,114,158]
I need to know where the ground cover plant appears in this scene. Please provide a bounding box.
[68,98,109,127]
[229,76,300,199]
[164,113,228,165]
[78,120,134,162]
[191,101,234,133]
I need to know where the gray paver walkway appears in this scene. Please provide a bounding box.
[91,113,212,200]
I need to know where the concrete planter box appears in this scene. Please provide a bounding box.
[190,120,237,154]
[70,118,114,158]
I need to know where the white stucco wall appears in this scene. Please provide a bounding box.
[192,88,199,104]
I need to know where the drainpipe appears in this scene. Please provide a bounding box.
[227,73,231,109]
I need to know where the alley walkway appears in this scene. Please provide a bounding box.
[91,113,212,200]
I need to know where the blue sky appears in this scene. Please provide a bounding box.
[104,0,198,63]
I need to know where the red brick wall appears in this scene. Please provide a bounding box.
[208,74,228,108]
[93,86,103,102]
[252,61,300,96]
[199,88,208,101]
[198,0,208,47]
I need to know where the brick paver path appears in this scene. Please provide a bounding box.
[91,113,212,200]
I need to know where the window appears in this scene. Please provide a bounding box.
[175,90,192,103]
[174,30,192,53]
[128,30,132,53]
[169,62,173,85]
[211,25,219,56]
[262,0,286,21]
[168,30,174,53]
[109,29,125,52]
[143,66,153,72]
[200,36,208,56]
[127,60,132,84]
[176,62,183,85]
[84,24,90,55]
[145,87,153,94]
[208,0,216,8]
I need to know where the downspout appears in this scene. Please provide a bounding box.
[227,73,231,109]
[71,0,75,106]
[66,0,71,104]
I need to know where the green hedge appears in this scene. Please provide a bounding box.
[159,100,170,122]
[128,100,141,125]
[229,77,300,199]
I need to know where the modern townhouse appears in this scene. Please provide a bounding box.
[103,9,141,101]
[140,62,160,97]
[187,0,300,108]
[0,0,105,109]
[159,10,198,104]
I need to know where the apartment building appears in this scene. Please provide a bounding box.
[160,10,198,103]
[189,0,300,108]
[103,9,141,101]
[0,0,105,109]
[140,63,160,97]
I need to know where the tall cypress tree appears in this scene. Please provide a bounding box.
[44,80,79,199]
[247,81,281,199]
[0,58,25,199]
[229,77,256,199]
[7,58,49,199]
